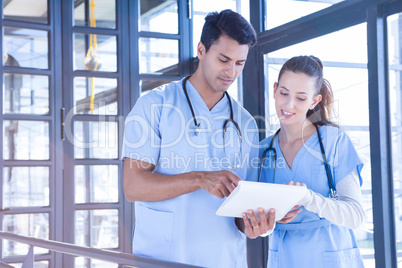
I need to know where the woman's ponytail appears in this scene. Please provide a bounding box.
[307,78,337,127]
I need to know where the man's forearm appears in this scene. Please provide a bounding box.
[123,158,202,202]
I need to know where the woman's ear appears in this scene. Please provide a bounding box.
[310,94,322,109]
[273,82,278,98]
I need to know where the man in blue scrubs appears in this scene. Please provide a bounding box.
[122,10,275,267]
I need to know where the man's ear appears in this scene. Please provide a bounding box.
[197,41,206,58]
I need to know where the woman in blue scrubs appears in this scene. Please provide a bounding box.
[260,55,365,268]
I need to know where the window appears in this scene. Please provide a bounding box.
[265,0,344,30]
[2,1,52,266]
[388,12,402,265]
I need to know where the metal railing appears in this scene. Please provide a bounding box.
[0,231,202,268]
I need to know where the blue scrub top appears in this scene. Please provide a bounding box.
[259,125,364,268]
[122,78,259,268]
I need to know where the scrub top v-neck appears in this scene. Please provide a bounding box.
[273,131,318,180]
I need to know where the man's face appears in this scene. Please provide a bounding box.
[198,34,249,93]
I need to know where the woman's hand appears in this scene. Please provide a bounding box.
[276,181,306,223]
[276,205,302,223]
[240,208,275,239]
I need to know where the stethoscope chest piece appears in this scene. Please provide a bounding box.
[195,123,201,136]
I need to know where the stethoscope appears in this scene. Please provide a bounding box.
[182,75,243,170]
[258,128,280,184]
[259,123,338,199]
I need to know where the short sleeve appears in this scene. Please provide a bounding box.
[121,92,162,165]
[329,128,364,187]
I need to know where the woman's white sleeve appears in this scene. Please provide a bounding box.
[298,169,365,229]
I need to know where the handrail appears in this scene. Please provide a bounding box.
[0,261,14,268]
[0,232,202,268]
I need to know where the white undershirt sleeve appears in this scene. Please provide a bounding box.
[260,222,275,237]
[298,169,365,229]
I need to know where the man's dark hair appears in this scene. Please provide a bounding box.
[200,9,257,52]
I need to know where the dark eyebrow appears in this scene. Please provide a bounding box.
[279,86,308,95]
[219,53,247,63]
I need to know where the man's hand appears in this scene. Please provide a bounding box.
[240,208,276,239]
[196,170,242,198]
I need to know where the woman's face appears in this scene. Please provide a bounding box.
[274,70,322,126]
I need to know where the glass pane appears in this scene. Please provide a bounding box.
[3,73,49,114]
[265,0,344,30]
[192,0,250,57]
[140,78,172,92]
[388,13,402,265]
[74,77,117,115]
[140,0,178,34]
[73,33,117,72]
[2,213,49,256]
[75,257,118,268]
[3,27,48,69]
[74,0,116,29]
[193,0,237,13]
[73,121,118,159]
[3,120,49,160]
[268,24,367,64]
[3,166,49,207]
[264,24,374,266]
[75,210,118,248]
[3,0,48,24]
[75,165,118,203]
[139,38,179,74]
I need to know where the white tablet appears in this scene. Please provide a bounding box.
[216,180,308,221]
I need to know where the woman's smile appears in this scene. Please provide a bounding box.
[281,109,295,118]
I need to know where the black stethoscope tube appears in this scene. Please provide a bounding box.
[259,129,280,183]
[259,124,338,199]
[182,75,243,170]
[182,75,240,135]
